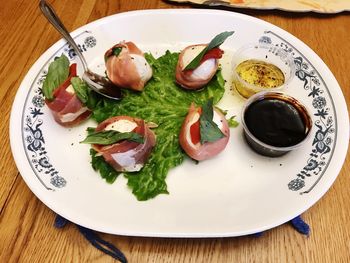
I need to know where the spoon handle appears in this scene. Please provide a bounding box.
[39,0,89,71]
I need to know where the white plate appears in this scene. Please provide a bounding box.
[10,9,349,237]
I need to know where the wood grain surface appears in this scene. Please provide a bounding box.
[1,1,349,262]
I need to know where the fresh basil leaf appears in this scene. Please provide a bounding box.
[70,77,98,109]
[86,91,99,110]
[81,130,144,145]
[215,106,228,116]
[113,47,123,57]
[86,127,96,135]
[90,149,120,183]
[227,115,239,128]
[199,99,225,144]
[184,31,234,70]
[104,46,123,62]
[42,54,70,100]
[71,77,89,103]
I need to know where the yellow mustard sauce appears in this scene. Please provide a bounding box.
[234,59,285,98]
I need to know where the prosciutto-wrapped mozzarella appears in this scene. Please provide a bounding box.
[105,41,152,91]
[92,116,156,172]
[175,45,223,90]
[45,63,91,127]
[179,103,230,161]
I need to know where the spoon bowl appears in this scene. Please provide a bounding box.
[39,0,122,100]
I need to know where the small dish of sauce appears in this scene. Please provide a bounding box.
[232,44,295,98]
[236,59,285,89]
[241,91,312,157]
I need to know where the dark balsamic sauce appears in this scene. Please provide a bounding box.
[244,97,310,148]
[85,70,123,100]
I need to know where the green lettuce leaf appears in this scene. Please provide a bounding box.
[90,149,120,183]
[42,54,70,100]
[91,51,225,200]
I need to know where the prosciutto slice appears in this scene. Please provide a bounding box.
[175,45,223,90]
[105,41,152,91]
[92,116,156,172]
[179,103,230,161]
[45,63,91,127]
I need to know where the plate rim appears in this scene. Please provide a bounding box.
[10,8,349,237]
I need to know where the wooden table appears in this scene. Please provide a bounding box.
[1,1,349,262]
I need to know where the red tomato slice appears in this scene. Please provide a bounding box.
[182,48,223,77]
[189,107,202,145]
[190,120,200,145]
[53,63,77,97]
[202,48,224,62]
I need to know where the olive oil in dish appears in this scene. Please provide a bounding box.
[234,59,285,98]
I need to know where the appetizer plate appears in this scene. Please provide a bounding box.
[169,0,350,14]
[10,9,349,237]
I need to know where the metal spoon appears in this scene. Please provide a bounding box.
[39,0,122,100]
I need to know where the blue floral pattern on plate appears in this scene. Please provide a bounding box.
[22,31,96,190]
[260,31,336,194]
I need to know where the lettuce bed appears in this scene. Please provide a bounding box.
[90,51,225,201]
